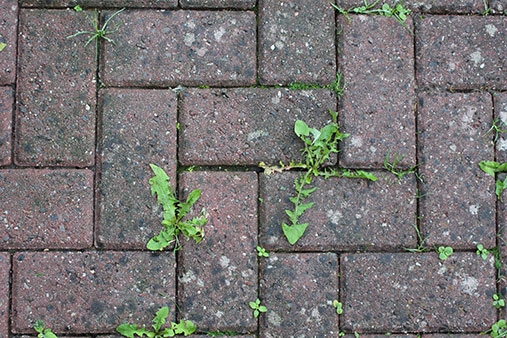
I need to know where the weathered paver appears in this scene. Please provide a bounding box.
[259,0,336,85]
[260,171,417,250]
[260,253,339,338]
[179,88,336,165]
[424,335,483,338]
[341,253,496,332]
[180,0,255,8]
[16,9,96,166]
[178,171,257,332]
[335,0,484,12]
[417,16,506,90]
[491,0,507,13]
[20,0,178,7]
[338,16,415,168]
[418,92,495,248]
[96,89,177,249]
[499,174,507,321]
[0,0,17,85]
[102,11,256,87]
[0,170,93,249]
[495,92,507,163]
[12,252,176,333]
[0,87,12,166]
[0,253,8,338]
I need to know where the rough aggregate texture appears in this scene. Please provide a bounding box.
[335,0,485,12]
[0,253,8,338]
[0,87,12,166]
[495,92,507,163]
[180,0,255,8]
[0,0,17,85]
[20,0,178,7]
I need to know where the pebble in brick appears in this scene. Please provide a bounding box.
[417,16,506,90]
[102,11,256,87]
[260,253,339,338]
[20,0,178,7]
[418,92,495,248]
[12,251,176,333]
[0,253,8,338]
[495,92,507,163]
[0,0,17,85]
[491,0,507,13]
[341,253,496,332]
[0,87,12,166]
[16,10,96,166]
[259,171,417,251]
[259,0,336,85]
[0,169,93,249]
[178,172,257,332]
[97,89,177,249]
[179,88,336,165]
[335,0,484,12]
[180,0,255,8]
[338,15,415,168]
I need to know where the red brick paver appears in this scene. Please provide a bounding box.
[0,0,17,85]
[0,253,8,338]
[495,92,507,163]
[336,0,485,12]
[0,87,12,166]
[20,0,178,7]
[180,0,255,8]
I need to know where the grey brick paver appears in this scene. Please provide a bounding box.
[0,87,12,166]
[0,0,17,85]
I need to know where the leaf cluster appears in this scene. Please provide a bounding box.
[384,150,419,182]
[147,164,208,252]
[256,246,269,257]
[34,320,57,338]
[483,320,507,338]
[437,246,453,260]
[485,118,507,142]
[333,300,343,314]
[478,161,507,200]
[493,294,505,309]
[249,299,267,318]
[117,307,196,337]
[477,244,490,260]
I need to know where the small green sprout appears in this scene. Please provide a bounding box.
[0,43,6,52]
[384,150,419,182]
[34,320,57,338]
[249,298,267,318]
[485,118,507,142]
[404,220,430,253]
[477,244,490,260]
[483,320,507,338]
[437,246,453,260]
[256,246,269,257]
[478,161,507,200]
[73,5,83,11]
[333,300,343,314]
[482,0,490,15]
[493,294,505,309]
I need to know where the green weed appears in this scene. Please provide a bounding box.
[493,294,505,309]
[287,73,346,96]
[483,320,507,338]
[383,150,419,182]
[333,300,343,314]
[34,320,57,338]
[0,43,6,52]
[477,244,490,260]
[249,298,267,318]
[485,118,507,143]
[437,246,453,260]
[256,246,269,257]
[478,161,507,200]
[117,307,196,337]
[482,0,491,15]
[73,5,83,11]
[404,220,430,253]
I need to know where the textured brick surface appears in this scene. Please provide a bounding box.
[102,11,256,87]
[0,253,8,338]
[12,252,176,333]
[495,92,507,163]
[180,88,336,165]
[341,253,496,332]
[338,16,415,168]
[335,0,484,12]
[424,335,483,338]
[180,0,255,8]
[178,172,257,332]
[260,172,417,250]
[259,0,336,85]
[499,174,507,320]
[417,16,506,90]
[491,0,507,13]
[260,253,339,338]
[418,92,495,248]
[96,89,177,249]
[0,87,12,166]
[16,9,96,166]
[20,0,178,7]
[0,170,93,249]
[0,0,17,84]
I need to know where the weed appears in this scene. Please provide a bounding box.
[67,8,125,58]
[333,300,343,314]
[117,307,196,337]
[404,220,430,253]
[485,118,507,142]
[477,244,490,260]
[383,150,419,182]
[146,164,208,252]
[0,43,6,52]
[483,320,507,338]
[249,298,267,318]
[256,246,269,257]
[482,0,491,15]
[478,161,507,200]
[493,294,505,309]
[73,5,83,11]
[287,73,346,96]
[34,320,57,338]
[437,246,453,260]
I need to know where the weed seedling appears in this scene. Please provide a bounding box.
[287,73,346,96]
[256,246,269,257]
[73,5,83,11]
[34,320,57,338]
[333,300,343,314]
[477,244,490,260]
[404,221,430,253]
[437,246,453,260]
[0,42,6,52]
[482,0,491,15]
[493,294,505,309]
[479,161,507,200]
[485,118,507,142]
[483,320,507,338]
[146,164,208,252]
[384,150,419,182]
[249,299,267,318]
[117,307,196,337]
[67,8,125,58]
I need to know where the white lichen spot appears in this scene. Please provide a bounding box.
[311,308,321,321]
[485,24,498,37]
[215,310,224,318]
[268,311,282,326]
[469,50,484,68]
[437,265,448,275]
[272,91,282,104]
[449,144,457,152]
[180,270,196,283]
[498,138,507,152]
[460,276,479,296]
[196,47,208,57]
[350,135,363,148]
[219,255,230,268]
[275,41,284,49]
[184,33,195,46]
[326,210,343,225]
[214,27,226,42]
[247,130,269,142]
[469,204,479,215]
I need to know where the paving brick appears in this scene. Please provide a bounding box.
[424,335,483,338]
[16,9,96,166]
[20,0,178,7]
[491,0,507,13]
[187,336,254,338]
[180,0,255,8]
[102,10,256,87]
[344,336,415,338]
[12,251,176,333]
[499,174,507,320]
[0,0,17,85]
[495,92,507,163]
[341,253,496,332]
[96,89,177,249]
[0,253,8,338]
[178,171,257,332]
[338,15,415,168]
[335,0,484,12]
[417,16,506,90]
[260,253,339,338]
[179,88,336,165]
[0,87,12,166]
[0,169,93,249]
[260,171,417,250]
[259,0,336,85]
[418,92,495,248]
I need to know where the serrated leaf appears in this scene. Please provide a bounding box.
[146,234,171,251]
[285,209,296,222]
[117,324,145,338]
[149,164,177,219]
[159,328,175,337]
[294,120,310,137]
[173,320,196,336]
[152,306,169,332]
[44,330,58,338]
[178,190,200,218]
[296,202,314,217]
[289,196,298,204]
[0,43,6,52]
[479,161,507,177]
[34,320,44,333]
[300,187,317,197]
[282,222,309,245]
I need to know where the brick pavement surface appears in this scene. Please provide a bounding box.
[1,0,506,336]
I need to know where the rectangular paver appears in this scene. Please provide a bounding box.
[259,0,336,85]
[16,9,96,166]
[418,92,495,248]
[495,92,507,163]
[341,253,496,332]
[178,171,258,332]
[179,88,336,165]
[102,10,256,87]
[338,16,415,168]
[260,253,339,338]
[12,252,175,333]
[260,172,417,250]
[499,174,507,321]
[0,253,8,338]
[417,16,506,90]
[180,0,255,8]
[335,0,484,12]
[96,89,177,249]
[20,0,178,7]
[491,0,506,13]
[0,169,93,249]
[0,87,12,166]
[0,0,17,84]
